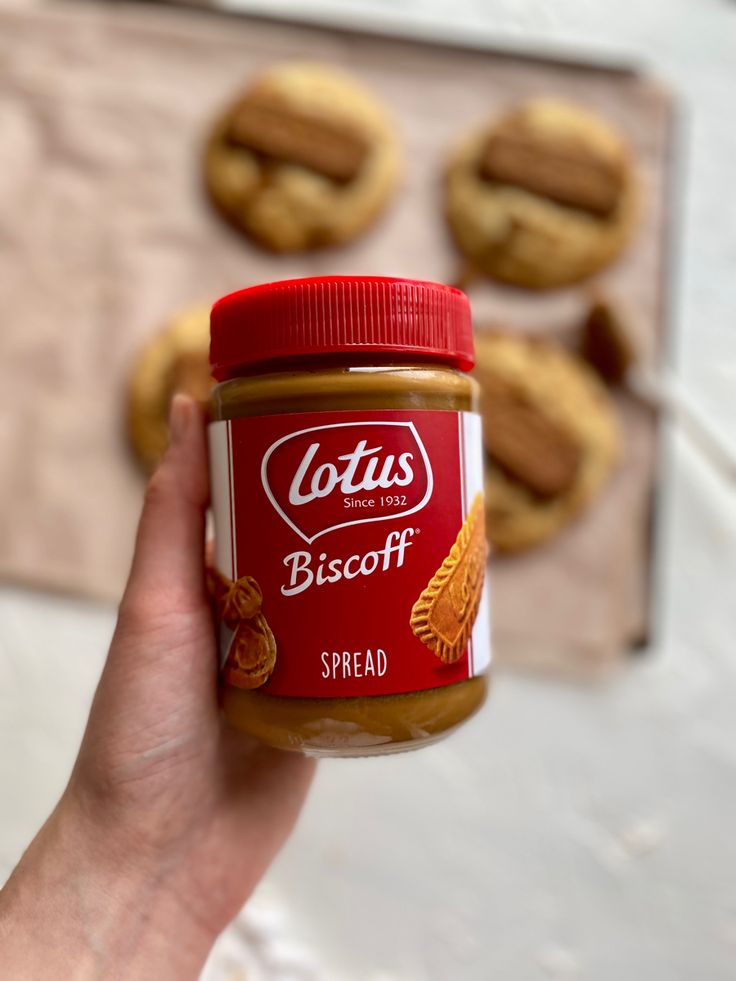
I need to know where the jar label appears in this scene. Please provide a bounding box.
[209,409,491,698]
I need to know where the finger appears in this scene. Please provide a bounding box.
[123,395,210,618]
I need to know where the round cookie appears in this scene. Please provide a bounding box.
[204,62,401,252]
[445,98,637,289]
[127,306,212,471]
[474,331,620,552]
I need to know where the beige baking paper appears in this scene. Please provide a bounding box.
[0,1,673,675]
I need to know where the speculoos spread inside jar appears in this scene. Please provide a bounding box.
[207,278,491,757]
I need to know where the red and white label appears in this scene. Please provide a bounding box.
[209,409,491,698]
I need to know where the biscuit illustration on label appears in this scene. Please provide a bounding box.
[223,615,277,690]
[208,568,276,689]
[410,493,488,664]
[207,567,263,624]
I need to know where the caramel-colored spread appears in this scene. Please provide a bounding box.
[211,364,489,756]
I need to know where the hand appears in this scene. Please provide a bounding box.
[0,395,316,980]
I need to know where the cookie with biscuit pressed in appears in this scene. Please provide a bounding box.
[127,306,212,472]
[444,98,638,288]
[474,332,620,552]
[204,62,401,252]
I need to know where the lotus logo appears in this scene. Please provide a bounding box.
[261,422,433,543]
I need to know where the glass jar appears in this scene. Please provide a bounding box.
[208,277,490,757]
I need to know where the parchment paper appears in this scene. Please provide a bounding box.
[0,0,673,674]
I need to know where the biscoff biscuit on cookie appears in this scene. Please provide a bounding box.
[475,332,620,552]
[410,493,488,664]
[204,62,401,252]
[444,98,638,289]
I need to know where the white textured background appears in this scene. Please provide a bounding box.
[2,1,736,979]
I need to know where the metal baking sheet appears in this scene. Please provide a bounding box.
[1,0,676,674]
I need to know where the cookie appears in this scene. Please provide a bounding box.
[204,62,401,252]
[474,332,620,552]
[444,98,637,288]
[223,615,277,691]
[410,492,488,664]
[127,306,212,472]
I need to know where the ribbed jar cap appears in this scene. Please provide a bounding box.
[209,276,474,380]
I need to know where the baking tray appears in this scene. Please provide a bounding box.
[0,0,676,675]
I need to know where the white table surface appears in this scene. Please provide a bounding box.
[2,1,736,979]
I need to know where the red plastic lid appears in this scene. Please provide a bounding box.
[209,276,474,380]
